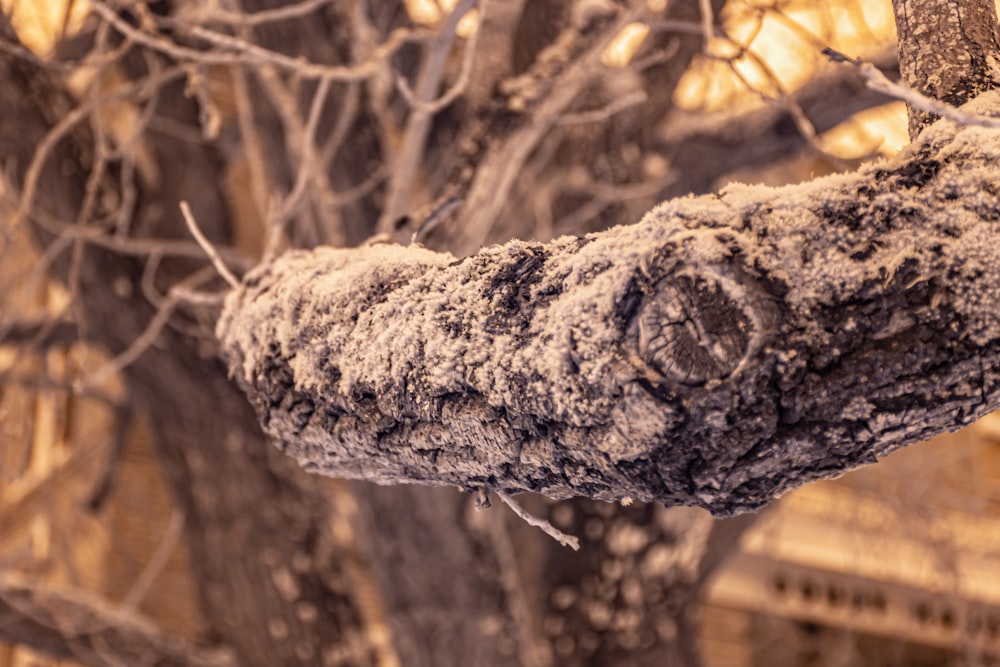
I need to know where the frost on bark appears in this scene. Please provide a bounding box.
[218,92,1000,517]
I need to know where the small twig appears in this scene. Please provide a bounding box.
[698,0,715,52]
[265,76,333,260]
[410,188,463,244]
[557,90,647,126]
[495,490,580,550]
[8,65,186,235]
[73,268,218,392]
[85,404,132,512]
[25,204,250,266]
[229,64,271,236]
[823,47,1000,129]
[181,0,333,28]
[453,2,648,254]
[89,0,425,82]
[121,510,186,611]
[179,201,239,289]
[394,0,484,115]
[377,0,478,232]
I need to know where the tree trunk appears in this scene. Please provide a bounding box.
[0,17,378,667]
[892,0,1000,137]
[218,92,1000,516]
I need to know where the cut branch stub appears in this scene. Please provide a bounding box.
[635,272,755,386]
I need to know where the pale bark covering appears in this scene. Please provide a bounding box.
[218,92,1000,516]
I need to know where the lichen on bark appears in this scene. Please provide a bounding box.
[218,91,1000,517]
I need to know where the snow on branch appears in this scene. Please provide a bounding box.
[218,91,1000,517]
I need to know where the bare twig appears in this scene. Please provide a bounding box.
[88,0,426,82]
[395,0,484,115]
[264,76,333,260]
[377,0,478,232]
[229,64,271,235]
[495,490,580,550]
[121,511,186,611]
[824,47,1000,129]
[8,65,185,235]
[181,0,333,28]
[698,0,715,51]
[73,267,218,392]
[0,573,235,667]
[26,205,250,266]
[179,202,240,289]
[453,2,649,254]
[557,90,647,125]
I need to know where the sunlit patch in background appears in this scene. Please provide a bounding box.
[819,101,910,159]
[602,22,652,69]
[674,0,897,111]
[671,0,905,157]
[0,0,87,54]
[405,0,479,38]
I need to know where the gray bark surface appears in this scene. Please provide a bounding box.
[892,0,1000,137]
[218,90,1000,517]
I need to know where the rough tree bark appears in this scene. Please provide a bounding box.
[218,90,1000,517]
[892,0,1000,138]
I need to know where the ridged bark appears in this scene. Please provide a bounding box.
[219,92,1000,517]
[892,0,1000,137]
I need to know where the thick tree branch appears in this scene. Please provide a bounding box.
[219,90,1000,516]
[0,575,234,667]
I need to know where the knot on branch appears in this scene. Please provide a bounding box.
[633,272,758,386]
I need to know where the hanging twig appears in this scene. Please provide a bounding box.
[824,47,1000,129]
[495,490,580,550]
[179,201,240,289]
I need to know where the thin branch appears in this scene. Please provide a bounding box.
[698,0,715,51]
[0,318,79,348]
[229,64,271,237]
[495,490,580,550]
[394,0,484,115]
[453,2,650,254]
[377,0,478,232]
[0,574,235,667]
[557,90,648,126]
[73,268,217,392]
[181,0,333,28]
[179,202,240,289]
[824,47,1000,129]
[121,511,186,611]
[85,404,132,512]
[264,76,333,260]
[26,205,250,267]
[7,65,186,235]
[88,0,425,82]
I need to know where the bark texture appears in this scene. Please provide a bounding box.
[892,0,1000,137]
[218,90,1000,517]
